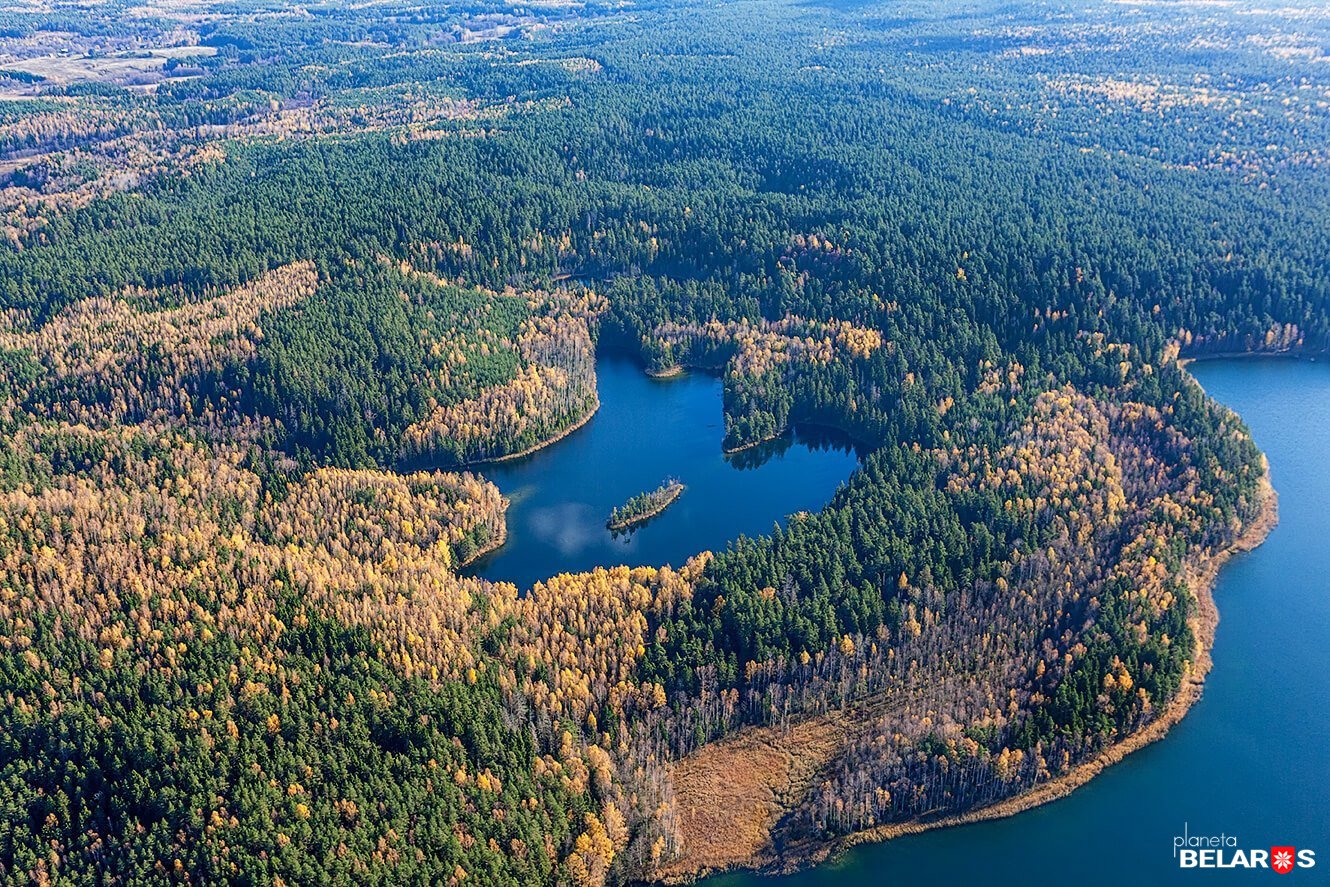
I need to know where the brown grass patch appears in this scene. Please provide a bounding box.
[655,717,845,882]
[653,440,1278,883]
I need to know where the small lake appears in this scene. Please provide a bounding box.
[705,357,1330,886]
[468,357,861,590]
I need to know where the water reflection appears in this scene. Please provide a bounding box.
[527,502,605,557]
[726,425,863,471]
[465,359,861,590]
[707,358,1330,887]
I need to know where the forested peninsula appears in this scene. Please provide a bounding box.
[0,0,1326,884]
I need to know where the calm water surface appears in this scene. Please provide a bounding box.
[705,358,1330,886]
[469,357,861,590]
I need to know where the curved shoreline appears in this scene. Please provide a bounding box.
[451,401,599,567]
[658,356,1282,883]
[772,470,1278,874]
[456,516,509,569]
[607,483,685,531]
[455,351,1282,882]
[722,420,869,456]
[1178,347,1322,365]
[722,432,784,455]
[467,398,600,467]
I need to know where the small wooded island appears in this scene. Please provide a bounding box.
[607,479,685,531]
[1,0,1327,883]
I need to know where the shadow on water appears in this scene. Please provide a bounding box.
[463,358,862,591]
[726,425,866,471]
[706,357,1330,886]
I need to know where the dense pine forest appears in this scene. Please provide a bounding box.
[0,0,1326,883]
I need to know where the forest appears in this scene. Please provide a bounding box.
[607,480,685,532]
[0,0,1326,883]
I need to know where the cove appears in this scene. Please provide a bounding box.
[467,357,861,590]
[705,358,1330,886]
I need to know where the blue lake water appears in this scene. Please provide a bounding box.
[468,356,1329,882]
[704,357,1330,886]
[468,357,861,590]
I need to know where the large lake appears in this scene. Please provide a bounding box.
[705,358,1330,886]
[468,357,861,590]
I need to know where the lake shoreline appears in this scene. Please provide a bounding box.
[759,470,1279,877]
[607,482,686,532]
[722,432,783,455]
[456,516,509,569]
[660,473,1279,884]
[467,397,600,467]
[722,420,870,457]
[466,357,859,591]
[1178,347,1323,366]
[661,358,1283,885]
